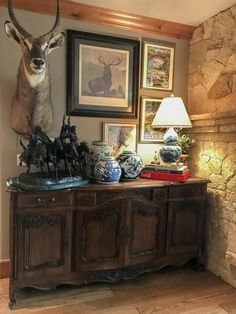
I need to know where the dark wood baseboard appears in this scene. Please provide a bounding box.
[0,260,9,279]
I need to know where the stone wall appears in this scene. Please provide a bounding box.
[188,4,236,287]
[188,4,236,115]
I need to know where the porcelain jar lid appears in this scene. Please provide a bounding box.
[91,140,108,146]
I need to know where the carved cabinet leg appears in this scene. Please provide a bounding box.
[9,296,16,310]
[192,252,204,271]
[9,299,17,310]
[9,287,17,309]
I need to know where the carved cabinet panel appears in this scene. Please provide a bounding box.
[75,200,125,271]
[128,199,166,265]
[16,211,72,280]
[166,199,204,255]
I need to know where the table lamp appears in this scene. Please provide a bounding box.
[151,95,192,163]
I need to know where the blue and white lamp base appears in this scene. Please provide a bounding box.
[160,127,182,163]
[159,145,182,163]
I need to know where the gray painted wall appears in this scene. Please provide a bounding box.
[0,7,189,259]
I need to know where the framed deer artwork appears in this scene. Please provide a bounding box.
[66,30,140,119]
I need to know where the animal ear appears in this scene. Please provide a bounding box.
[4,21,21,44]
[46,32,65,54]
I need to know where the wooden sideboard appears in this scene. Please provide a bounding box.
[8,177,209,308]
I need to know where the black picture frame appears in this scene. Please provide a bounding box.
[66,30,140,119]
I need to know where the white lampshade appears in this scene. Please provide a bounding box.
[152,96,192,128]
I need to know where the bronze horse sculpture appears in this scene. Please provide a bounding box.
[19,116,89,179]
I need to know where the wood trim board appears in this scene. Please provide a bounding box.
[0,0,195,40]
[0,260,9,279]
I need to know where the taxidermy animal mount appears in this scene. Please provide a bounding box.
[4,0,65,134]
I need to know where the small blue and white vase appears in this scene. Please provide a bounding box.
[117,151,143,180]
[94,156,121,184]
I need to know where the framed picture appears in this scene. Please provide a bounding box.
[103,122,137,158]
[141,40,175,91]
[139,97,165,143]
[67,30,140,119]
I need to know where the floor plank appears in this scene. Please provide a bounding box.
[0,267,236,314]
[220,299,236,314]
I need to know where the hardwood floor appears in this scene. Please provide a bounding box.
[0,267,236,313]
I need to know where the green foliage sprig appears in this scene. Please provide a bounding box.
[178,134,195,155]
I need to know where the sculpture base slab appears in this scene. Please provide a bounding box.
[7,172,89,191]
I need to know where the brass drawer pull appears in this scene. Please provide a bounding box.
[37,198,48,207]
[37,197,56,205]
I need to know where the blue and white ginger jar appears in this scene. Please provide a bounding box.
[86,141,112,179]
[117,151,143,180]
[94,156,121,184]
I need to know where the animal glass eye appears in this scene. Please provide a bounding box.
[41,42,49,51]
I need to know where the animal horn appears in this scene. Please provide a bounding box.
[19,139,26,150]
[40,0,61,42]
[26,114,34,131]
[7,0,32,39]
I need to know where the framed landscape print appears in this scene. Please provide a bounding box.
[103,122,137,158]
[67,30,140,119]
[139,97,164,143]
[142,40,175,91]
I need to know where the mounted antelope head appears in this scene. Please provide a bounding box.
[4,0,65,134]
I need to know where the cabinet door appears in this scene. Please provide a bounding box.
[76,200,125,271]
[166,200,204,255]
[127,200,166,265]
[17,210,72,280]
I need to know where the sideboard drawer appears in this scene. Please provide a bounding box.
[98,188,153,204]
[17,191,72,208]
[152,187,167,202]
[169,184,205,199]
[77,191,96,206]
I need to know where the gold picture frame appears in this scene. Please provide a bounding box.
[103,121,137,158]
[142,40,175,91]
[139,97,165,143]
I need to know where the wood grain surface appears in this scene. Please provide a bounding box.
[1,267,236,313]
[0,0,195,39]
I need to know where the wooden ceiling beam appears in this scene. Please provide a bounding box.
[0,0,195,40]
